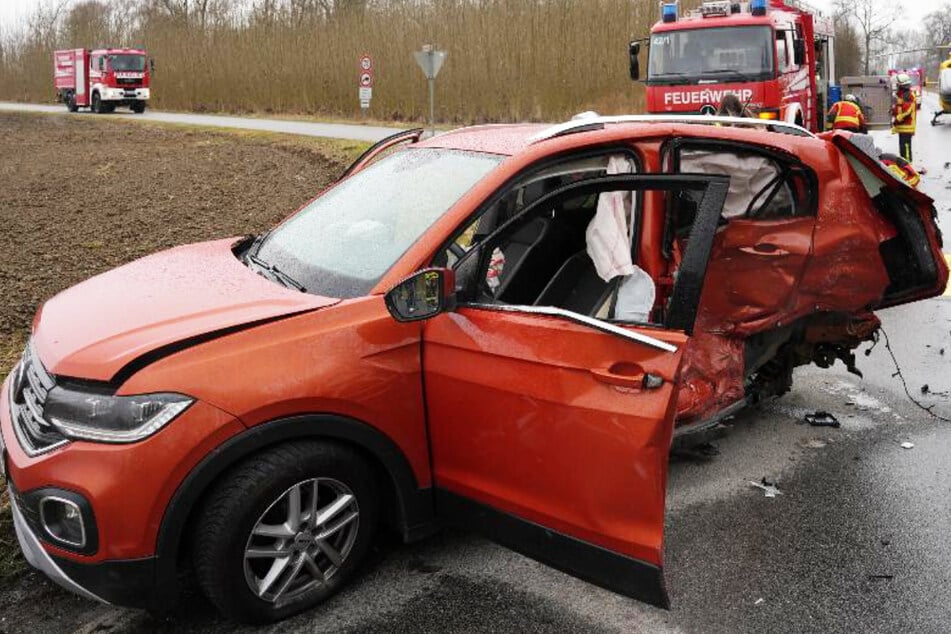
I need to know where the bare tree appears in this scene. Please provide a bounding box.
[834,0,899,74]
[833,13,862,78]
[923,3,951,69]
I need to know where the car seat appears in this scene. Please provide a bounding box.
[533,250,615,316]
[493,216,552,302]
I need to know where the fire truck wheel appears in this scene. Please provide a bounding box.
[132,101,146,114]
[91,93,103,114]
[66,94,78,113]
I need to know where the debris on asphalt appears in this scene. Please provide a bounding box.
[921,384,930,394]
[868,574,894,581]
[750,478,782,498]
[805,411,840,428]
[901,442,915,450]
[754,598,765,606]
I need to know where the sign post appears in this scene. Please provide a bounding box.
[413,45,447,137]
[358,54,374,116]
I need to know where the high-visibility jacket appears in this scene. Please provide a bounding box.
[892,91,916,134]
[880,153,921,188]
[827,100,865,131]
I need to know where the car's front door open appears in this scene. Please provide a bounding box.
[421,175,729,608]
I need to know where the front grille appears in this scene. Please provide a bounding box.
[9,345,68,456]
[115,77,141,86]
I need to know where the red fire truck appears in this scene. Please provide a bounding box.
[54,48,152,114]
[630,0,835,133]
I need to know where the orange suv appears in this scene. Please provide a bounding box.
[2,117,946,623]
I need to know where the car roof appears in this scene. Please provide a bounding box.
[418,118,826,160]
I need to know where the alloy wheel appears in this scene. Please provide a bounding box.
[243,478,360,606]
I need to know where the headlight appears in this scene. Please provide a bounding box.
[44,386,192,443]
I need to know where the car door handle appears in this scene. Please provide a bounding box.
[739,243,787,256]
[590,364,665,390]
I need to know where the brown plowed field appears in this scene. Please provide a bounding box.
[0,112,357,339]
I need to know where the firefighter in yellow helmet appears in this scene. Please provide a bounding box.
[891,73,916,162]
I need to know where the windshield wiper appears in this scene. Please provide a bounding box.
[246,253,307,293]
[248,230,272,257]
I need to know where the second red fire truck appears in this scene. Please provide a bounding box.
[630,0,835,133]
[54,48,152,114]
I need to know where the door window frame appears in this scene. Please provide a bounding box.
[661,138,818,257]
[450,173,730,337]
[430,145,645,272]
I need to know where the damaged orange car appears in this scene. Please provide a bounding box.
[1,115,946,624]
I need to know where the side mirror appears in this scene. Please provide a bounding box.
[629,41,641,81]
[385,268,455,323]
[149,57,156,74]
[793,40,806,67]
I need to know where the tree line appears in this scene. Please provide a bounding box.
[0,0,944,121]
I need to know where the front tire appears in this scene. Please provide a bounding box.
[193,441,379,624]
[131,101,146,114]
[91,92,103,114]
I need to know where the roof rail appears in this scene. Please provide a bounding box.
[528,114,816,144]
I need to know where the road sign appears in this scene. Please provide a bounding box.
[414,46,447,137]
[414,47,447,80]
[358,55,374,115]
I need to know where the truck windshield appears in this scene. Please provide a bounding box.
[108,55,146,72]
[648,26,774,84]
[256,148,502,298]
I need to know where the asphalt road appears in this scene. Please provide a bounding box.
[0,101,404,143]
[4,96,951,634]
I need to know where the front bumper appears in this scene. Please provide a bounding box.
[10,486,162,607]
[9,486,106,603]
[101,87,150,101]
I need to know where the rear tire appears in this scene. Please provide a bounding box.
[193,441,379,624]
[66,93,78,113]
[131,101,146,114]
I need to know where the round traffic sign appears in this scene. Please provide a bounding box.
[359,72,373,88]
[359,55,373,71]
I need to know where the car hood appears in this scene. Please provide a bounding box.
[32,238,339,382]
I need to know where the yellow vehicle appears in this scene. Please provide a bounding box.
[933,50,951,126]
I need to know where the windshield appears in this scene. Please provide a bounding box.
[648,26,774,83]
[108,54,146,72]
[257,148,502,298]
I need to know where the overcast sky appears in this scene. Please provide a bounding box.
[0,0,937,35]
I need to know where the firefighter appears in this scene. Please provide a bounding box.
[892,73,917,162]
[826,94,867,133]
[717,93,753,118]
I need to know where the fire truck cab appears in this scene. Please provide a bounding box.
[630,0,835,133]
[54,48,152,114]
